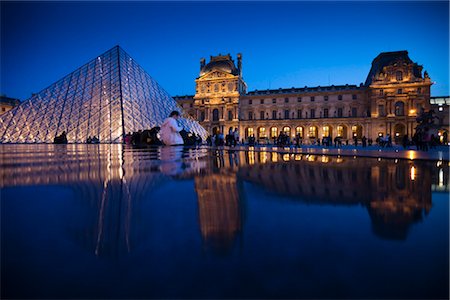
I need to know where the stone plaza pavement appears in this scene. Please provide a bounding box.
[219,144,450,161]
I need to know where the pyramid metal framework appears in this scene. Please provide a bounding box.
[0,46,207,143]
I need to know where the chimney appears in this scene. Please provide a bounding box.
[200,58,205,70]
[237,53,242,77]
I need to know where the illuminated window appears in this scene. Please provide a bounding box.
[309,126,317,138]
[296,126,303,137]
[258,127,266,138]
[271,127,278,138]
[337,125,344,137]
[246,127,254,138]
[322,126,330,137]
[283,126,291,136]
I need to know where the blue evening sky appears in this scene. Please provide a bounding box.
[1,1,449,101]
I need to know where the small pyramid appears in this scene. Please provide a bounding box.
[0,46,207,143]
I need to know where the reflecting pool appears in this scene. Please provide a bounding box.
[1,144,449,299]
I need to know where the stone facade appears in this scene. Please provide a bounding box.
[175,51,444,144]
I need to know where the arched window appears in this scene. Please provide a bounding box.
[395,101,405,116]
[283,126,291,137]
[295,126,303,137]
[271,127,278,138]
[258,127,266,138]
[396,71,403,81]
[322,126,330,137]
[212,109,219,121]
[309,126,318,138]
[246,128,254,138]
[228,110,233,121]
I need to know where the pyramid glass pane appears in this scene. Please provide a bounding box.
[0,46,207,143]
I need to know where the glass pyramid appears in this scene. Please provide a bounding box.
[0,46,207,143]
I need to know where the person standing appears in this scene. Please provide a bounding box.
[160,111,184,146]
[233,128,239,146]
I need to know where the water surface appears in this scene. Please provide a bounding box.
[1,145,448,299]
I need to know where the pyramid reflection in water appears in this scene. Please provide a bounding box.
[0,46,207,143]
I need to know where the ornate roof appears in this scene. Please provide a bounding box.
[200,54,238,76]
[364,50,423,86]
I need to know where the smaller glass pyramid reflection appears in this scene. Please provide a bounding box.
[0,46,207,143]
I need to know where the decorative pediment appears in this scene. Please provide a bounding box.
[198,70,237,80]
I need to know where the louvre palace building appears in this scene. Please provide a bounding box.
[175,51,447,144]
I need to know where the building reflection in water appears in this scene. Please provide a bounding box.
[0,144,208,257]
[237,151,448,240]
[1,144,448,257]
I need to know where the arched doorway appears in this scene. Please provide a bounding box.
[283,126,291,137]
[245,127,254,138]
[337,125,348,139]
[308,126,318,138]
[394,123,406,144]
[258,127,267,139]
[322,125,333,137]
[270,127,278,138]
[295,126,304,138]
[351,125,363,139]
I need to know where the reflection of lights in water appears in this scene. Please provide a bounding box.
[336,157,343,163]
[308,155,315,162]
[378,158,381,161]
[249,151,255,165]
[439,168,444,187]
[271,152,278,162]
[321,156,329,163]
[294,154,302,161]
[395,159,398,164]
[437,161,442,167]
[408,151,415,160]
[282,154,290,161]
[260,151,267,164]
[410,166,416,181]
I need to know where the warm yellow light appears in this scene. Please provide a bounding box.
[410,166,416,181]
[409,109,416,114]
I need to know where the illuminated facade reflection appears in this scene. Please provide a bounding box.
[1,145,447,256]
